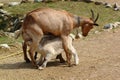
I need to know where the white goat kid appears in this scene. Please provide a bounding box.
[35,35,79,70]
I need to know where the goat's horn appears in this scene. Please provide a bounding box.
[91,9,94,20]
[94,13,99,23]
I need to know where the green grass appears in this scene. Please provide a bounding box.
[1,1,120,43]
[0,36,23,44]
[4,1,120,28]
[0,36,14,44]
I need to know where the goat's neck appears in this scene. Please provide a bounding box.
[73,15,83,28]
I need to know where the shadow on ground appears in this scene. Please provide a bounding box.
[0,60,66,69]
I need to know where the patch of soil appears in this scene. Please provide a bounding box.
[0,28,120,80]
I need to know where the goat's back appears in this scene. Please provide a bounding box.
[23,8,74,36]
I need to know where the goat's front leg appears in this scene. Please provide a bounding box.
[69,44,79,65]
[61,35,72,67]
[22,42,30,63]
[29,49,37,67]
[37,55,45,66]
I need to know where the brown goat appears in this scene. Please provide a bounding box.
[21,8,99,67]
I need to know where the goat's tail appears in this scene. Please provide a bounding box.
[14,27,22,39]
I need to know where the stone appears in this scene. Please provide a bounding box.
[104,3,112,8]
[75,33,83,39]
[113,3,120,11]
[114,8,120,11]
[0,3,4,8]
[103,23,113,29]
[34,0,42,2]
[0,44,10,49]
[114,22,120,25]
[84,0,95,3]
[0,9,10,15]
[8,2,21,7]
[113,3,120,8]
[94,1,102,5]
[113,22,120,28]
[94,31,99,34]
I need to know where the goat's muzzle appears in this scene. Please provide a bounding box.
[82,34,87,37]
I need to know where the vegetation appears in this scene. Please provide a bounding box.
[0,1,120,44]
[4,1,120,27]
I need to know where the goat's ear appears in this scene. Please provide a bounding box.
[93,23,99,26]
[90,18,94,21]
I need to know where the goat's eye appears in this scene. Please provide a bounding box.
[85,24,89,26]
[90,23,94,26]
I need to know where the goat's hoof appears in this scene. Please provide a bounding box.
[74,62,79,66]
[73,64,78,66]
[38,66,44,70]
[68,64,72,67]
[60,59,66,63]
[25,59,30,63]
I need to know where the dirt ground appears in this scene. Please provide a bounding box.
[0,28,120,80]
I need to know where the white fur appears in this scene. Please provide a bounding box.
[36,36,79,70]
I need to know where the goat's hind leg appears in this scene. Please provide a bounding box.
[22,42,30,63]
[29,39,41,67]
[29,35,43,67]
[22,41,38,63]
[28,27,43,67]
[56,54,65,63]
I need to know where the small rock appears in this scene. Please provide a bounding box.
[84,0,95,3]
[0,44,10,49]
[0,9,11,15]
[113,22,120,28]
[104,3,112,8]
[114,22,120,26]
[4,32,15,38]
[94,1,103,5]
[113,3,120,8]
[8,2,21,6]
[0,3,4,8]
[21,0,29,3]
[94,31,99,34]
[75,33,83,39]
[103,23,113,29]
[114,8,120,11]
[34,0,42,2]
